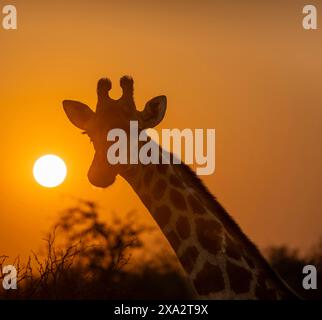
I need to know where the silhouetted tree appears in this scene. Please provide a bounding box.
[0,200,191,299]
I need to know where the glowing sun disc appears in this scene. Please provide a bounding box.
[33,154,67,188]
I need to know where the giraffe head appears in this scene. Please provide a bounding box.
[63,76,167,188]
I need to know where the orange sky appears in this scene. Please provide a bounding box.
[0,0,322,260]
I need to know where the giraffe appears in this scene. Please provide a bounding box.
[62,76,298,299]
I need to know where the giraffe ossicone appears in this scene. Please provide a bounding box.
[63,76,298,299]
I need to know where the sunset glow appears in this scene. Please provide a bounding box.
[0,0,321,275]
[33,155,67,188]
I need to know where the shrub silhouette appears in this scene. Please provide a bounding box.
[0,200,192,299]
[266,241,322,300]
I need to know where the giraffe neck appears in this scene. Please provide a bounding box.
[121,156,296,300]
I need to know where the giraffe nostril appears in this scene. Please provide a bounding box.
[87,163,116,188]
[87,172,115,188]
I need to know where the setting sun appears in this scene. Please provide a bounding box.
[33,154,67,188]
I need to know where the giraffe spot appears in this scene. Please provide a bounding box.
[154,205,171,228]
[187,194,206,214]
[152,179,167,200]
[176,216,191,240]
[143,166,154,187]
[124,166,137,178]
[225,235,242,260]
[169,174,183,188]
[276,289,294,300]
[179,246,199,273]
[193,262,225,295]
[157,164,168,175]
[226,260,253,294]
[255,285,277,300]
[243,254,255,269]
[255,276,278,300]
[166,231,181,251]
[135,177,142,190]
[203,197,223,214]
[195,218,222,255]
[141,193,152,209]
[170,189,187,210]
[256,274,271,290]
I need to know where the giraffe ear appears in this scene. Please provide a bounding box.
[63,100,95,130]
[138,95,167,129]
